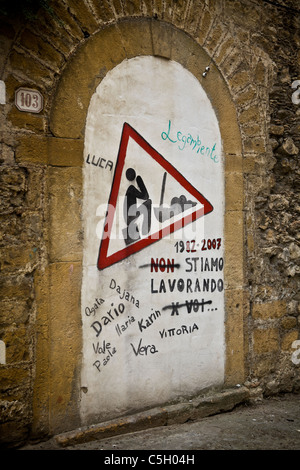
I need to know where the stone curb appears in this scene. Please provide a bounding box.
[55,386,250,447]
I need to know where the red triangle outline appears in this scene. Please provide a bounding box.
[97,122,213,270]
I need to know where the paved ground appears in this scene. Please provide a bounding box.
[20,392,300,451]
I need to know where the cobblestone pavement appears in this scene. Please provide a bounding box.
[20,393,300,451]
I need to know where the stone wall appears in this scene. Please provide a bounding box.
[0,0,299,448]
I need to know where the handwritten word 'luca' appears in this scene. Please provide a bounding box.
[86,154,113,171]
[161,120,219,163]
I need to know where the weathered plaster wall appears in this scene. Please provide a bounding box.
[0,0,299,448]
[81,55,226,424]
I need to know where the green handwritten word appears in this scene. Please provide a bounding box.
[161,120,219,163]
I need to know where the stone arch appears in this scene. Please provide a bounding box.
[33,17,246,434]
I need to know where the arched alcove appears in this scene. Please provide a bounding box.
[81,55,225,424]
[36,18,244,434]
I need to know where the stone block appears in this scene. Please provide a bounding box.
[224,288,248,384]
[119,18,152,58]
[228,69,252,93]
[4,74,24,104]
[1,326,30,363]
[31,267,50,438]
[67,0,100,34]
[171,26,206,71]
[213,35,234,66]
[242,122,262,138]
[122,0,142,16]
[277,137,299,156]
[32,261,82,436]
[252,355,275,377]
[253,327,279,354]
[0,21,15,73]
[163,0,175,22]
[26,14,75,59]
[269,124,284,136]
[224,153,243,173]
[150,19,173,59]
[89,0,115,23]
[49,1,84,40]
[184,1,205,34]
[220,48,243,78]
[0,300,30,327]
[247,233,255,254]
[242,154,259,174]
[110,0,123,17]
[172,0,189,28]
[224,0,261,28]
[239,104,263,126]
[0,275,32,301]
[16,135,83,166]
[254,60,268,86]
[0,420,29,448]
[281,316,297,330]
[15,135,47,165]
[48,167,82,262]
[48,138,84,167]
[224,210,244,289]
[19,28,65,70]
[0,365,30,398]
[281,331,299,351]
[203,72,242,156]
[151,0,164,18]
[0,244,39,273]
[7,107,45,133]
[197,9,213,45]
[243,136,266,154]
[205,23,226,57]
[25,170,45,211]
[225,172,244,211]
[48,261,82,432]
[9,50,54,85]
[252,300,287,320]
[235,85,257,107]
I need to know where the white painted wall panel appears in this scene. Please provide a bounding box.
[81,57,224,424]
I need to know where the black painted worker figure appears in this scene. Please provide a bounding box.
[123,168,152,245]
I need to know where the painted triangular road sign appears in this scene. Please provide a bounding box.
[97,122,213,270]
